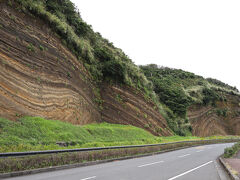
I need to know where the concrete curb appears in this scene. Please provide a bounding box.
[219,156,240,180]
[0,140,237,179]
[0,145,205,179]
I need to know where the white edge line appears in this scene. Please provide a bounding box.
[196,150,204,152]
[167,161,213,180]
[80,176,96,180]
[138,161,164,167]
[178,154,191,158]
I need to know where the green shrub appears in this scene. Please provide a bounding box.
[207,78,239,92]
[140,65,194,135]
[216,109,228,117]
[202,87,219,106]
[224,142,240,158]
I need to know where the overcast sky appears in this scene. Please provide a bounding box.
[71,0,240,90]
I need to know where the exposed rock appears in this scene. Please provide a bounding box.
[187,94,240,136]
[0,3,100,125]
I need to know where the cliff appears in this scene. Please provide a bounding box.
[141,65,240,136]
[0,1,172,136]
[0,2,100,124]
[0,0,239,137]
[188,94,240,136]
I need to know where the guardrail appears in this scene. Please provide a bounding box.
[0,138,239,158]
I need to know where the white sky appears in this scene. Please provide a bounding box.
[71,0,240,90]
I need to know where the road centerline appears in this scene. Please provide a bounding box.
[138,161,164,167]
[178,153,190,158]
[167,161,213,180]
[80,176,96,180]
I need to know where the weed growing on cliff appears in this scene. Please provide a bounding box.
[9,15,15,21]
[36,76,41,84]
[144,124,150,128]
[144,113,148,119]
[39,45,44,51]
[39,45,48,51]
[7,0,12,7]
[27,43,35,52]
[67,71,71,78]
[92,88,103,109]
[216,108,228,117]
[115,94,123,103]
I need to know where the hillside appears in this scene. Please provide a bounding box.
[0,0,172,136]
[140,64,240,136]
[0,0,239,139]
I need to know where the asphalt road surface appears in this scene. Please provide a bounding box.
[6,143,234,180]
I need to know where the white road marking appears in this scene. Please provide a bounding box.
[196,150,203,153]
[167,161,213,180]
[80,176,96,180]
[138,161,164,167]
[178,154,191,158]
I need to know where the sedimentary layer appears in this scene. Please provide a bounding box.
[0,3,100,124]
[188,94,240,136]
[101,84,172,136]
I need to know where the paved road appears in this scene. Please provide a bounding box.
[6,143,234,180]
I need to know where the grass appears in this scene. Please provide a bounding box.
[0,117,159,152]
[0,117,237,153]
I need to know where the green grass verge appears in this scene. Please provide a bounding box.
[224,142,240,158]
[0,117,236,153]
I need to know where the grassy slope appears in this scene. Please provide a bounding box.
[0,117,233,153]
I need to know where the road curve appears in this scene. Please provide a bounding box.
[6,143,234,180]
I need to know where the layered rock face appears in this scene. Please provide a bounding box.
[0,2,239,137]
[188,94,240,136]
[0,3,101,124]
[101,84,173,136]
[0,3,172,135]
